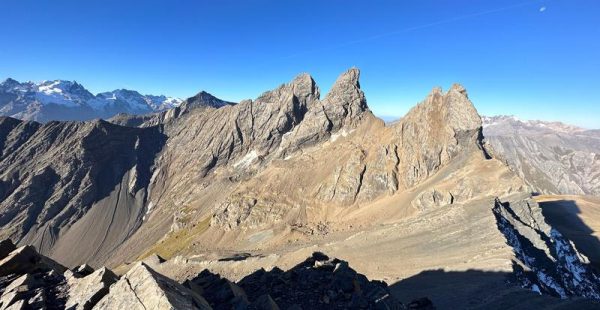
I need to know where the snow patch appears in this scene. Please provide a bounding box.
[233,150,259,169]
[330,129,353,142]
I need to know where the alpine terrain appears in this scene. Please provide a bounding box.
[0,69,599,309]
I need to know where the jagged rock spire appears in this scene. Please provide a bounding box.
[277,68,370,156]
[322,68,369,131]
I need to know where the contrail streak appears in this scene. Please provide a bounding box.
[281,1,540,60]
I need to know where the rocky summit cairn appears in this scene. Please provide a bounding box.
[0,239,434,309]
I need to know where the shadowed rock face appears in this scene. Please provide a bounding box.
[483,116,600,195]
[0,118,166,266]
[194,252,415,309]
[493,197,600,300]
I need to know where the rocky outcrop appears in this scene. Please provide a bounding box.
[235,252,408,309]
[65,267,118,310]
[0,240,210,309]
[0,243,70,309]
[277,68,368,156]
[208,81,489,233]
[317,83,486,204]
[95,262,211,309]
[493,196,600,300]
[411,189,454,211]
[483,115,600,195]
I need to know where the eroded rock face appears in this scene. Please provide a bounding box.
[278,68,368,156]
[211,196,290,231]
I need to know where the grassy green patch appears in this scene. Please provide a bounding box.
[137,215,211,260]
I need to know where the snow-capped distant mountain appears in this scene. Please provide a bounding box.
[0,78,183,122]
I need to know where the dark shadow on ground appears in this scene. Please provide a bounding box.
[389,269,600,310]
[539,199,600,272]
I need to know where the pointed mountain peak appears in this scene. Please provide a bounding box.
[290,72,320,100]
[429,86,443,96]
[329,68,360,92]
[1,78,20,85]
[320,68,369,131]
[401,83,481,134]
[448,83,468,97]
[292,72,315,84]
[181,90,235,112]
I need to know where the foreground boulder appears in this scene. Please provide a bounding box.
[0,244,69,309]
[0,245,66,277]
[94,262,211,309]
[65,267,118,310]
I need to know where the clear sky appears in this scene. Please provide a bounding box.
[1,0,599,127]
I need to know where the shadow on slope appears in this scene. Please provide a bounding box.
[47,121,168,267]
[389,268,600,310]
[0,119,168,267]
[539,199,600,272]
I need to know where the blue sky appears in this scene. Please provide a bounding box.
[1,1,599,127]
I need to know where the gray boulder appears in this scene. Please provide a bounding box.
[94,262,211,309]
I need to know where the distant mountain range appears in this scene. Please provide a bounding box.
[0,78,184,122]
[483,115,600,196]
